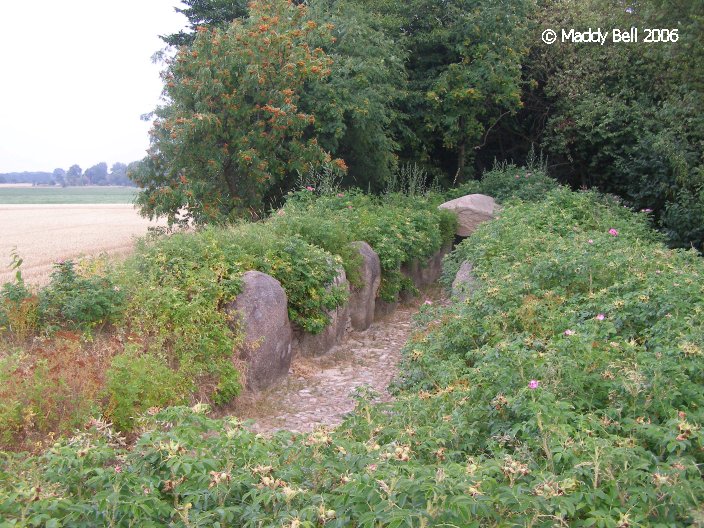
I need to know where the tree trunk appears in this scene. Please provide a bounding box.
[454,140,466,185]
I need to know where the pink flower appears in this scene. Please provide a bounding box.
[528,380,539,390]
[588,239,594,244]
[640,208,653,213]
[596,313,605,321]
[564,329,575,336]
[337,193,344,197]
[608,228,619,236]
[424,300,433,306]
[306,186,314,191]
[114,465,122,473]
[347,205,353,209]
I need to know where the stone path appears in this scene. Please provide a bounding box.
[229,289,441,434]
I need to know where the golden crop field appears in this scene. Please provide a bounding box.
[0,204,166,286]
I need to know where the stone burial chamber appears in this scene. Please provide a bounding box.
[226,191,496,392]
[226,241,382,391]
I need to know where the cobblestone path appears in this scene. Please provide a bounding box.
[231,290,441,434]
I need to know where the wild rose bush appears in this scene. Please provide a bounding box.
[2,184,701,526]
[445,162,560,204]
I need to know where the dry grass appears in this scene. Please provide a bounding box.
[0,204,166,286]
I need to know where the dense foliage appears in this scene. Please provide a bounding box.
[2,176,702,525]
[132,0,345,224]
[137,0,532,221]
[446,159,560,203]
[272,185,456,300]
[515,0,704,249]
[148,0,704,249]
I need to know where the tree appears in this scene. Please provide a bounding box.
[108,162,131,186]
[85,162,108,185]
[66,164,82,186]
[52,168,66,187]
[161,0,406,192]
[302,0,406,191]
[133,0,343,225]
[161,0,249,46]
[355,0,532,181]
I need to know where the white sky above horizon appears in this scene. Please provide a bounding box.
[0,1,188,173]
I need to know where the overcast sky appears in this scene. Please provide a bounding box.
[0,1,188,173]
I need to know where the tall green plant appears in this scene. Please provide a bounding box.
[132,0,343,225]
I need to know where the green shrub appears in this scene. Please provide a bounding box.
[663,187,704,250]
[39,260,124,332]
[120,228,244,409]
[279,189,456,301]
[0,252,38,341]
[446,162,560,203]
[105,349,188,431]
[269,200,364,287]
[217,222,349,333]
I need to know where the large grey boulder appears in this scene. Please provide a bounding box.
[438,194,497,236]
[348,241,381,331]
[451,261,478,301]
[292,267,350,356]
[226,271,292,391]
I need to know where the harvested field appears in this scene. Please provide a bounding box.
[0,204,166,286]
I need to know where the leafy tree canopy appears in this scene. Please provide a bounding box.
[133,0,344,225]
[160,0,250,46]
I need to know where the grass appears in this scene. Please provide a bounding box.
[0,186,138,204]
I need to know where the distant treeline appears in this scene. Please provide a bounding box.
[0,162,137,187]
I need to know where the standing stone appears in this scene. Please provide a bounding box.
[401,242,453,289]
[451,261,478,301]
[292,267,350,356]
[348,241,381,331]
[438,194,497,236]
[226,271,292,391]
[374,295,399,319]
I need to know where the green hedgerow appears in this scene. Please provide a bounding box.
[278,189,456,301]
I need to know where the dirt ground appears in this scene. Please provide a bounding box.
[0,204,165,286]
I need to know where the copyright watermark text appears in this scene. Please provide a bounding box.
[542,27,679,45]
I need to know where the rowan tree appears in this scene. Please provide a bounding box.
[133,0,343,225]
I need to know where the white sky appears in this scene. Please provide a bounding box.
[0,1,188,173]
